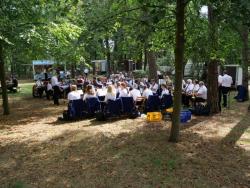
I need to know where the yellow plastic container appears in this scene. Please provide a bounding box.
[147,112,162,122]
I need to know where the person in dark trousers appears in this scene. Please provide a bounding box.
[221,70,233,108]
[218,74,223,111]
[51,73,60,105]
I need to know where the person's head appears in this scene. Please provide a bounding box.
[120,82,126,89]
[71,85,77,91]
[223,70,227,75]
[144,83,150,90]
[86,85,94,95]
[199,81,204,86]
[151,79,155,84]
[194,79,199,84]
[107,85,113,93]
[161,84,167,90]
[187,79,192,84]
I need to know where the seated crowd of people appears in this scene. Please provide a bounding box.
[58,72,210,120]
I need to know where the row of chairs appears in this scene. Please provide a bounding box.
[62,95,173,121]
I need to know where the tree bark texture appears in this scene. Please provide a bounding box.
[169,0,185,142]
[144,47,148,71]
[207,5,220,114]
[241,25,249,100]
[0,42,10,115]
[147,51,158,81]
[207,60,219,113]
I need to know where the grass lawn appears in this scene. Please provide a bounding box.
[0,82,249,188]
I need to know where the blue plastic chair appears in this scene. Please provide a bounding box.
[98,96,105,102]
[85,97,101,115]
[161,94,173,109]
[121,97,136,114]
[68,99,86,119]
[145,95,161,112]
[106,98,123,117]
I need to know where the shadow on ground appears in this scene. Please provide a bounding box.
[0,119,249,188]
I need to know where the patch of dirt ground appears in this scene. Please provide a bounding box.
[0,95,249,188]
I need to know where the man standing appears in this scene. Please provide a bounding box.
[84,68,89,78]
[218,73,223,111]
[51,72,60,105]
[221,70,233,108]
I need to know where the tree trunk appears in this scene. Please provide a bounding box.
[147,51,158,81]
[241,25,249,100]
[71,63,76,78]
[207,60,219,113]
[144,47,148,71]
[0,42,10,115]
[169,0,185,142]
[105,37,111,75]
[207,5,220,114]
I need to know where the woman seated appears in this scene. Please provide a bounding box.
[83,85,97,101]
[118,82,129,97]
[142,84,153,99]
[160,84,170,98]
[129,85,141,101]
[67,85,81,101]
[104,85,116,102]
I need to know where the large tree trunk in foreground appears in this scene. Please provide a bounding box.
[0,43,10,115]
[207,60,219,113]
[241,25,249,101]
[147,51,158,81]
[207,5,220,114]
[169,0,185,142]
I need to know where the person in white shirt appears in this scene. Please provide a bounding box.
[46,82,53,100]
[142,84,153,99]
[221,70,233,107]
[150,79,159,94]
[96,87,107,97]
[193,81,207,106]
[193,80,200,93]
[84,68,89,77]
[130,85,141,101]
[160,84,170,98]
[118,82,129,97]
[35,78,44,98]
[182,79,194,107]
[83,85,97,101]
[67,85,81,101]
[218,74,223,111]
[104,85,116,102]
[51,73,61,105]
